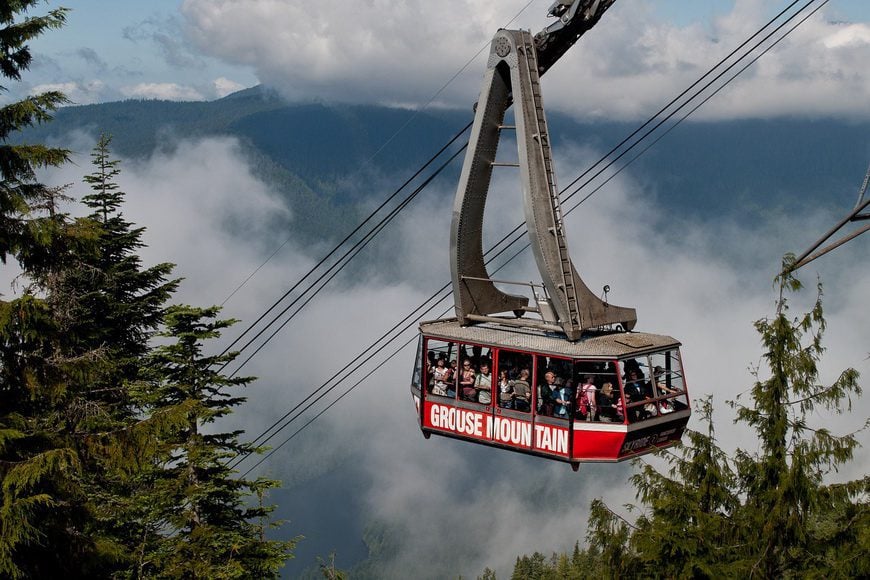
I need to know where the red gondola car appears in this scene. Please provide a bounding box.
[411,320,690,470]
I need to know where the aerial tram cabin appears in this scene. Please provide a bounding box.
[409,1,691,469]
[411,319,690,470]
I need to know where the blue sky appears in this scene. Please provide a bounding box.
[653,0,869,26]
[17,1,870,118]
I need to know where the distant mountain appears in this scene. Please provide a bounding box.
[19,85,870,239]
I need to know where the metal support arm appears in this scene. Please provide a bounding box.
[451,25,635,341]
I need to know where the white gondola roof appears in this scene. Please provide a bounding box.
[419,318,680,359]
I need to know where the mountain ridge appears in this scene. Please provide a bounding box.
[18,86,870,237]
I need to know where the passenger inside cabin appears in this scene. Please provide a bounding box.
[510,369,532,412]
[431,356,451,396]
[597,382,620,422]
[624,369,652,422]
[654,365,687,412]
[427,350,437,377]
[623,358,642,378]
[603,361,620,391]
[497,370,513,409]
[475,360,492,405]
[538,371,558,417]
[460,359,477,401]
[579,375,598,421]
[553,377,573,419]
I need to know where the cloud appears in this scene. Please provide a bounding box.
[39,133,296,308]
[29,80,107,105]
[123,15,204,69]
[75,47,107,71]
[120,82,205,101]
[213,76,247,98]
[179,0,870,120]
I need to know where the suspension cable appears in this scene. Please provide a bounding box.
[217,123,470,362]
[224,145,468,377]
[217,1,537,351]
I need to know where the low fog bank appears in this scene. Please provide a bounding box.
[37,133,869,578]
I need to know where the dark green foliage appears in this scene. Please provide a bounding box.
[0,11,295,572]
[0,1,69,263]
[132,305,296,578]
[507,265,866,579]
[0,4,104,577]
[0,135,175,577]
[75,134,178,383]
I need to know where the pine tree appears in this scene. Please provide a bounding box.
[505,261,867,579]
[0,4,109,577]
[0,1,69,263]
[731,261,865,577]
[77,133,177,372]
[628,396,742,577]
[65,134,180,572]
[134,305,295,578]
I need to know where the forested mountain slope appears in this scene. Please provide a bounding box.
[19,85,870,242]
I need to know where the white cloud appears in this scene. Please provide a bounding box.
[822,22,870,48]
[120,82,205,101]
[179,0,870,120]
[30,80,107,105]
[213,76,247,98]
[40,134,297,309]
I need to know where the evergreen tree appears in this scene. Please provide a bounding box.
[0,1,69,263]
[133,305,295,578]
[627,396,742,577]
[732,262,864,577]
[77,133,177,374]
[2,130,185,576]
[67,134,180,572]
[0,8,295,575]
[0,4,109,577]
[506,263,867,579]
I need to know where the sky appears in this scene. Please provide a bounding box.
[7,1,870,577]
[16,0,870,120]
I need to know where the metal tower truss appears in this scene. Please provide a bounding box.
[450,28,636,341]
[791,163,870,272]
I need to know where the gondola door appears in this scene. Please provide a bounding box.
[530,354,573,460]
[490,349,535,453]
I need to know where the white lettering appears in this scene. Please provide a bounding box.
[534,423,568,454]
[535,424,551,450]
[491,416,528,446]
[429,404,483,437]
[555,429,567,454]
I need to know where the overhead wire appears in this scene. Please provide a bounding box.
[231,0,830,471]
[217,123,470,364]
[225,144,468,377]
[216,0,537,353]
[239,222,544,475]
